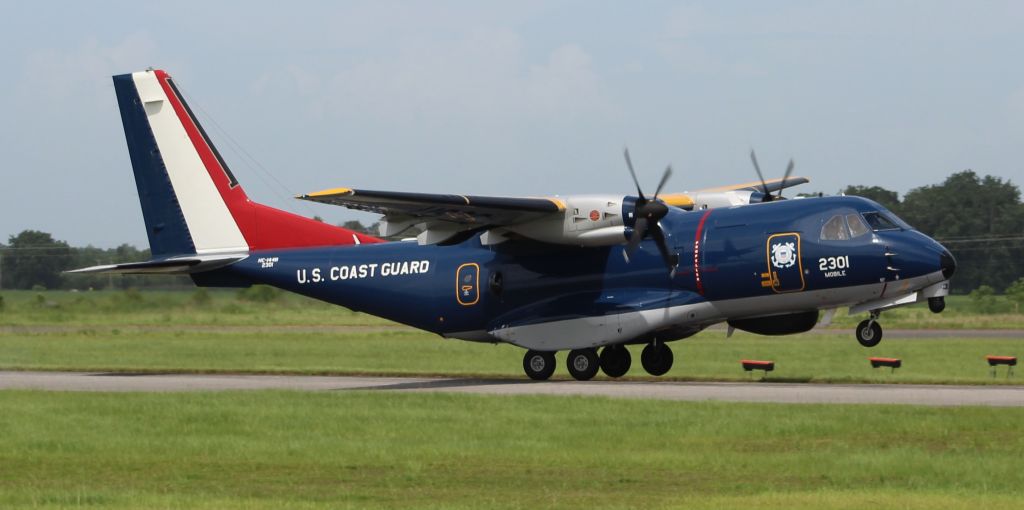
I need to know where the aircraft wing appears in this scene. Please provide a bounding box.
[298,187,565,241]
[697,176,809,194]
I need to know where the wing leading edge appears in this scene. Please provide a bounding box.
[697,176,809,194]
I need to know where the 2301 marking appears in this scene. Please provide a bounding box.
[818,255,849,277]
[818,256,849,271]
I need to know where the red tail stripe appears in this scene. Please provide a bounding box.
[152,70,382,249]
[693,209,712,295]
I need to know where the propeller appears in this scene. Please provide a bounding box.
[749,149,796,202]
[622,148,678,276]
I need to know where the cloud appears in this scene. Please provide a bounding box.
[1,33,161,248]
[278,28,613,128]
[17,32,157,105]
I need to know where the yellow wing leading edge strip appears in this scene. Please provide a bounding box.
[301,187,354,198]
[658,194,695,208]
[545,197,567,212]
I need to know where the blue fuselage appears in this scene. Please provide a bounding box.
[216,196,950,340]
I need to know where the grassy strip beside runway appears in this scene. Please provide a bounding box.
[0,327,1020,384]
[0,390,1021,509]
[1,289,1023,329]
[1,290,1022,384]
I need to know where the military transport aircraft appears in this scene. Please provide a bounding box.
[72,69,956,380]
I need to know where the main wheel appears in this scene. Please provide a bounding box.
[600,345,632,378]
[523,350,556,380]
[855,320,883,347]
[641,343,674,376]
[567,348,600,381]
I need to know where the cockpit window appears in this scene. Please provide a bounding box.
[820,215,850,241]
[846,213,870,237]
[862,211,901,231]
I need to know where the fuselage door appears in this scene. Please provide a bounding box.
[456,263,481,306]
[763,232,805,293]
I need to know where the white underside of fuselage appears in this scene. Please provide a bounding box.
[447,270,949,351]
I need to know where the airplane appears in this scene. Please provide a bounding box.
[72,69,957,381]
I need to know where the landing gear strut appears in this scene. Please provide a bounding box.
[567,348,600,381]
[523,350,556,380]
[641,342,674,376]
[599,345,631,378]
[855,311,883,347]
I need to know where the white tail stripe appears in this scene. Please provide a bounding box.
[131,71,248,255]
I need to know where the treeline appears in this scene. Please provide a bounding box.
[2,170,1021,293]
[0,231,190,290]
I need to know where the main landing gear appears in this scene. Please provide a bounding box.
[523,350,556,381]
[520,342,674,380]
[599,345,631,378]
[567,348,600,381]
[855,311,883,347]
[641,342,673,376]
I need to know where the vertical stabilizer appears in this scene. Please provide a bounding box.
[112,69,381,258]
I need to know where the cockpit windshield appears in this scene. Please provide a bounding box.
[862,211,901,231]
[820,212,881,241]
[846,214,870,237]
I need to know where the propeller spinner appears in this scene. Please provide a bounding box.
[622,148,679,276]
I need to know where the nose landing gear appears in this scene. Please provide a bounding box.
[855,311,883,347]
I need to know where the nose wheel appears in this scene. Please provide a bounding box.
[855,313,883,347]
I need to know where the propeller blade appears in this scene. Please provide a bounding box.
[623,147,645,200]
[649,224,679,277]
[623,217,648,262]
[653,165,673,199]
[749,149,770,197]
[776,158,795,199]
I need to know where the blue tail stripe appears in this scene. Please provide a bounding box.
[112,74,196,257]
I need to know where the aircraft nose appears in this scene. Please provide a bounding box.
[939,247,956,279]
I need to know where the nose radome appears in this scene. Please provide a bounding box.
[940,248,956,279]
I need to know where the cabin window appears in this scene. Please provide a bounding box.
[820,215,850,241]
[862,211,900,231]
[846,213,870,237]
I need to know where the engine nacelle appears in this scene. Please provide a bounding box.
[497,195,628,246]
[686,190,758,210]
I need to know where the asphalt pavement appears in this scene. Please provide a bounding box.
[2,371,1022,407]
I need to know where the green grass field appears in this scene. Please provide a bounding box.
[0,390,1021,509]
[1,290,1022,384]
[1,289,1022,329]
[2,290,1023,509]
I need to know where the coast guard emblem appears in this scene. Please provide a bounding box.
[770,242,797,269]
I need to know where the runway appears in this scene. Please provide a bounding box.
[2,371,1022,407]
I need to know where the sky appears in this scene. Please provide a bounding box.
[1,0,1022,248]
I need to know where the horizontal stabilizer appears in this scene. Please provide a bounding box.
[66,254,246,275]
